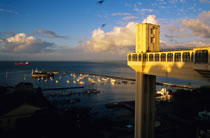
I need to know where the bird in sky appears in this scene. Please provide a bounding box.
[97,0,104,5]
[101,24,106,28]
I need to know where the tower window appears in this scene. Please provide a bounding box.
[132,54,137,61]
[155,54,159,61]
[151,37,155,43]
[128,54,131,61]
[175,53,181,62]
[195,50,208,64]
[167,53,173,62]
[138,54,141,61]
[149,54,154,61]
[183,52,190,63]
[143,54,148,61]
[161,53,166,61]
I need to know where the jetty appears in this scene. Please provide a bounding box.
[45,88,100,97]
[43,86,84,91]
[43,70,197,89]
[32,68,54,78]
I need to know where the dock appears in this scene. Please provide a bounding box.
[43,86,84,91]
[51,70,198,89]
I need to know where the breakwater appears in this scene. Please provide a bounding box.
[44,70,198,89]
[43,86,84,91]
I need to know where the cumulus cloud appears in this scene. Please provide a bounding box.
[82,15,160,54]
[82,22,137,53]
[35,29,68,39]
[199,11,210,22]
[163,11,210,43]
[142,15,158,25]
[182,19,210,38]
[0,32,17,39]
[0,33,54,53]
[164,34,178,42]
[181,11,210,38]
[160,40,210,50]
[79,37,86,43]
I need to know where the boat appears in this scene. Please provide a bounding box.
[14,61,29,65]
[87,89,100,94]
[32,68,54,78]
[156,88,172,101]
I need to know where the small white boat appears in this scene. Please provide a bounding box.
[59,76,62,80]
[79,81,85,85]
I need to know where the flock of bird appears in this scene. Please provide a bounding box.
[96,0,106,28]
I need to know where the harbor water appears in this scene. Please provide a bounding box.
[0,61,209,116]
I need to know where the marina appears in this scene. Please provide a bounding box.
[32,68,55,78]
[0,61,209,138]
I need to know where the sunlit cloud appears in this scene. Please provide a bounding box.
[160,40,210,50]
[82,22,136,53]
[182,19,210,38]
[163,11,210,43]
[0,33,54,53]
[83,11,209,54]
[0,32,17,39]
[82,15,160,54]
[79,37,86,43]
[142,15,158,25]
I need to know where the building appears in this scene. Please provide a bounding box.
[127,23,210,138]
[0,104,40,131]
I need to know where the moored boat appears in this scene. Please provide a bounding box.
[32,68,54,78]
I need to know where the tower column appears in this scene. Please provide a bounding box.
[135,72,156,138]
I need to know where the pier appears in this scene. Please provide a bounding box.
[43,86,84,91]
[43,70,197,89]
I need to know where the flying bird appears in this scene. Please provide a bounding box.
[101,24,106,28]
[97,0,104,5]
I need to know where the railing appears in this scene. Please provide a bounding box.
[128,48,209,64]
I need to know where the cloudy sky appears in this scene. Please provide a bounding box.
[0,0,209,61]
